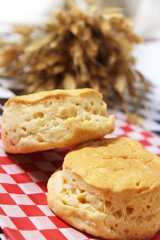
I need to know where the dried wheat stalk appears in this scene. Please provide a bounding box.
[0,0,149,124]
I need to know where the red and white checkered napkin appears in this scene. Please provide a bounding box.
[1,117,160,240]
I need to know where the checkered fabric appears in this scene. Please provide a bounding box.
[109,85,160,137]
[0,115,160,240]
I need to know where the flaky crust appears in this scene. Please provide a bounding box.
[64,137,160,191]
[2,88,115,153]
[47,137,160,240]
[5,88,103,105]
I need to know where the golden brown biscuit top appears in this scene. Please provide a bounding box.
[64,137,160,192]
[5,88,102,106]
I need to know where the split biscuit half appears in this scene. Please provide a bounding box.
[2,88,114,153]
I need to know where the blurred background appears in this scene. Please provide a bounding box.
[0,0,160,40]
[0,0,160,104]
[0,0,160,90]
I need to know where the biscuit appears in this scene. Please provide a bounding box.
[47,137,160,240]
[2,88,115,153]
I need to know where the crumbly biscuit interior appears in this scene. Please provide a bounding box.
[2,95,114,152]
[49,168,160,240]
